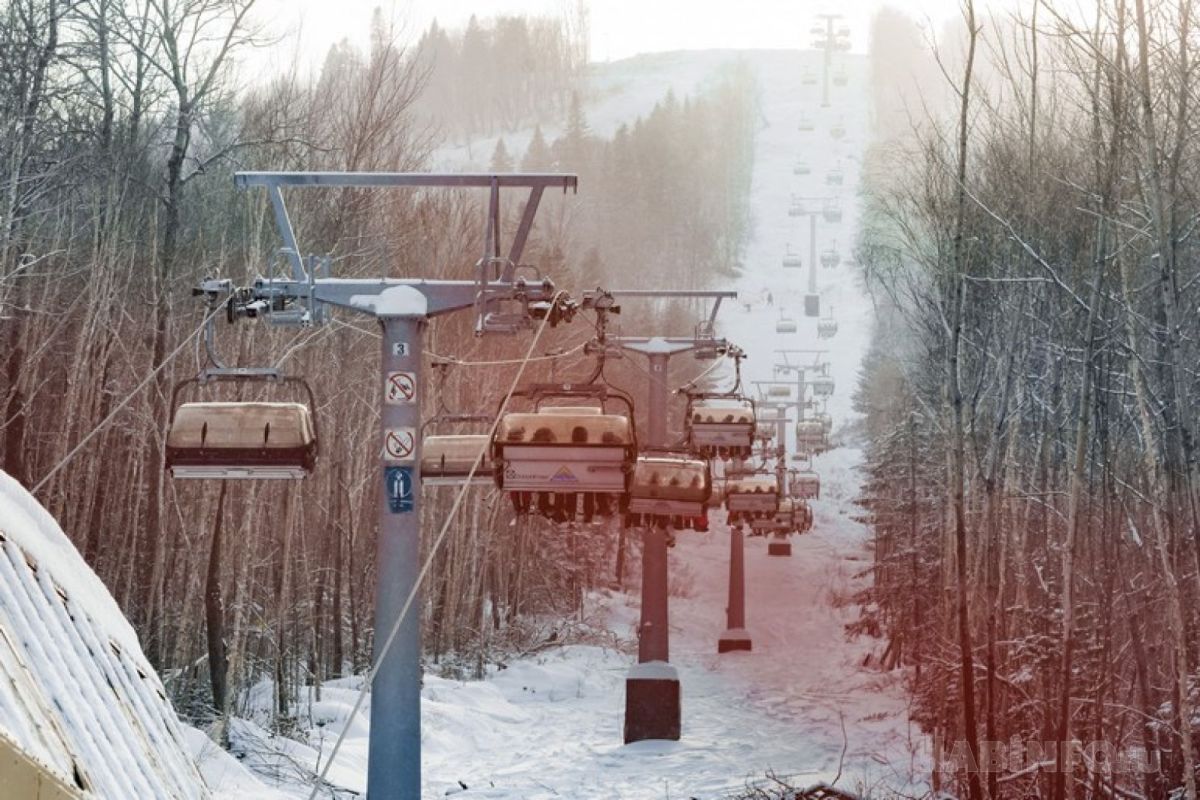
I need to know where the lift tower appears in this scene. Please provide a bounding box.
[774,349,829,413]
[789,195,842,318]
[811,14,850,108]
[203,171,578,799]
[592,289,736,743]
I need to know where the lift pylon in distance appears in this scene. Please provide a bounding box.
[594,289,737,745]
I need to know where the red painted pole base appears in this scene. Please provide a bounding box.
[623,662,681,743]
[718,628,753,653]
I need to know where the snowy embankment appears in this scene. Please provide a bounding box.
[0,470,209,798]
[208,50,928,800]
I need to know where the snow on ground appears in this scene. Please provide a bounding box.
[228,50,929,800]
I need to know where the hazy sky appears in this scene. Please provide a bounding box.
[249,0,971,73]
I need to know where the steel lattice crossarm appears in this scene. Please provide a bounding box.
[774,348,828,372]
[582,289,738,449]
[220,171,580,335]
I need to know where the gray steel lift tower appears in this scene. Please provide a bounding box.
[751,383,795,556]
[811,14,850,108]
[202,171,578,799]
[790,196,841,319]
[598,290,736,743]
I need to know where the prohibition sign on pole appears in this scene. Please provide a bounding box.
[383,427,416,463]
[385,371,417,405]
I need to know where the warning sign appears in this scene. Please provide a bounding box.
[385,467,415,513]
[383,427,416,463]
[385,371,417,405]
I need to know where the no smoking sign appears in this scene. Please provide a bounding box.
[383,427,416,463]
[385,371,417,405]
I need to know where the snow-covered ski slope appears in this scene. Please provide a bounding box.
[0,471,208,799]
[419,49,925,798]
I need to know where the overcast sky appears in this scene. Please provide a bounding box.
[248,0,972,74]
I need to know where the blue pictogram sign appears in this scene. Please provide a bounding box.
[385,466,415,513]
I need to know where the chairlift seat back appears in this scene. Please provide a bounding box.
[791,471,821,499]
[776,319,798,333]
[166,402,316,479]
[688,399,756,455]
[795,420,827,453]
[725,476,779,516]
[492,411,634,494]
[421,434,493,485]
[627,455,711,528]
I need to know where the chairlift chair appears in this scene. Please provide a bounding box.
[798,115,815,132]
[816,411,833,434]
[792,160,811,176]
[776,311,798,334]
[794,500,814,533]
[725,474,780,523]
[752,498,794,536]
[790,469,821,500]
[822,200,842,223]
[809,25,823,35]
[782,246,803,268]
[830,125,846,141]
[825,169,844,187]
[768,385,791,399]
[833,70,848,87]
[775,498,797,533]
[686,396,756,460]
[491,386,637,523]
[795,419,828,455]
[817,316,838,339]
[166,375,318,480]
[419,409,494,486]
[811,375,835,397]
[820,247,841,269]
[788,200,806,217]
[421,435,493,486]
[802,71,817,86]
[626,453,712,531]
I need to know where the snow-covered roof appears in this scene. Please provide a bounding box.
[0,470,207,799]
